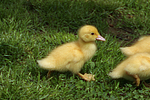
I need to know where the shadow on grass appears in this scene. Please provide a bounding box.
[108,78,145,90]
[0,42,28,66]
[29,62,76,80]
[0,0,121,34]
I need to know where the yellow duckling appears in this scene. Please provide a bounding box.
[37,25,105,81]
[109,52,150,86]
[120,36,150,56]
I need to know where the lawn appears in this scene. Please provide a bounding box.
[1,0,150,99]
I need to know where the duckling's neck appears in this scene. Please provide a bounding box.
[77,38,97,61]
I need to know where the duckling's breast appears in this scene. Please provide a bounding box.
[81,43,97,61]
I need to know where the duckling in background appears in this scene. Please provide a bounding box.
[37,25,105,81]
[120,36,150,56]
[109,52,150,86]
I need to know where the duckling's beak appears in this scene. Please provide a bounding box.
[96,35,106,41]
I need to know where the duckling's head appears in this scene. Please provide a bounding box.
[78,25,105,42]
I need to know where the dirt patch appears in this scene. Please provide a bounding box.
[106,14,139,46]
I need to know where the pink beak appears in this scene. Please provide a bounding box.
[96,35,106,41]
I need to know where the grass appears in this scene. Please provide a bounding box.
[1,0,150,99]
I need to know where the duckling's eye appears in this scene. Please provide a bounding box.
[91,33,95,35]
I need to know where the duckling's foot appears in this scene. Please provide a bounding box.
[78,73,95,81]
[143,81,150,87]
[47,71,51,78]
[133,74,140,86]
[126,71,140,86]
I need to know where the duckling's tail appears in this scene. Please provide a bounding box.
[108,70,123,79]
[108,64,125,79]
[37,58,55,70]
[120,47,135,56]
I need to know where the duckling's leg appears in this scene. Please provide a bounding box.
[77,73,95,81]
[143,81,150,87]
[47,71,51,78]
[133,74,140,86]
[126,71,140,86]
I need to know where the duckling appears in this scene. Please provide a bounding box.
[109,52,150,86]
[37,25,105,81]
[120,36,150,56]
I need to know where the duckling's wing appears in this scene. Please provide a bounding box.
[52,46,85,73]
[138,36,149,41]
[124,56,150,75]
[37,43,84,71]
[139,57,150,72]
[51,43,84,65]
